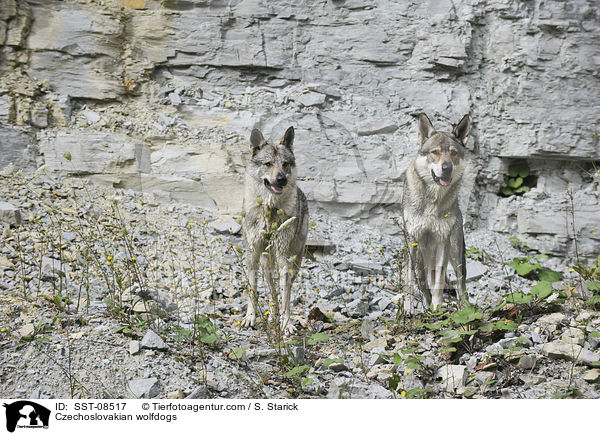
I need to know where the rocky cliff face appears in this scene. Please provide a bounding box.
[1,0,599,256]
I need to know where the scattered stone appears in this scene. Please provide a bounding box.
[187,385,209,399]
[560,327,585,346]
[357,121,398,136]
[296,92,326,107]
[583,369,600,383]
[519,374,545,386]
[290,346,306,365]
[167,389,185,399]
[328,361,349,372]
[140,330,168,351]
[305,239,336,257]
[307,306,329,323]
[18,324,35,338]
[81,109,101,124]
[345,299,369,318]
[517,355,537,370]
[436,364,467,391]
[0,202,22,226]
[128,377,160,398]
[61,231,77,243]
[41,256,71,278]
[210,219,241,235]
[0,257,15,269]
[360,319,375,341]
[363,336,387,352]
[327,377,393,399]
[168,92,182,106]
[537,313,566,332]
[541,341,600,366]
[129,340,141,355]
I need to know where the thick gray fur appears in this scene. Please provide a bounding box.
[402,113,470,310]
[242,126,309,335]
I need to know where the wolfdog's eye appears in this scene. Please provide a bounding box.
[282,162,289,170]
[431,149,440,156]
[450,149,458,156]
[264,162,272,167]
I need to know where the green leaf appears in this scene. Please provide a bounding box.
[479,322,494,333]
[392,353,403,365]
[514,185,530,194]
[307,332,330,345]
[301,377,314,386]
[587,295,600,307]
[285,365,310,378]
[590,331,600,338]
[463,387,477,398]
[531,281,553,299]
[538,268,562,283]
[422,320,449,330]
[502,187,515,196]
[494,319,518,330]
[451,305,483,324]
[322,357,343,368]
[587,281,600,292]
[406,387,426,398]
[507,258,540,277]
[440,329,463,344]
[406,361,422,370]
[508,177,523,189]
[506,291,533,304]
[508,165,519,177]
[388,374,401,392]
[518,166,530,178]
[200,333,219,345]
[228,347,246,360]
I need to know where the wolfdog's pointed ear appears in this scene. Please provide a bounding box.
[418,113,435,144]
[281,126,295,150]
[250,128,266,155]
[453,114,471,145]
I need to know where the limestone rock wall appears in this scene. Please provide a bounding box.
[1,0,599,256]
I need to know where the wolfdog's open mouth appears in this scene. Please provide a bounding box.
[431,170,452,187]
[264,178,283,195]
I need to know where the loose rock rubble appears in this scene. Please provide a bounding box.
[0,171,600,398]
[1,169,599,399]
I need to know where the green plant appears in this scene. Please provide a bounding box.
[501,161,532,196]
[194,316,220,346]
[586,281,600,309]
[507,254,562,282]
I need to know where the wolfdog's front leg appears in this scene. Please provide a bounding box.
[242,250,260,328]
[432,245,448,310]
[280,260,298,335]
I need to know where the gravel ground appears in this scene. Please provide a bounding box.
[1,167,599,399]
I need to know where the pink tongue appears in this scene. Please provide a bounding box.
[440,179,450,186]
[271,186,281,193]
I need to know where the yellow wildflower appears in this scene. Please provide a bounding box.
[411,242,418,247]
[401,391,406,397]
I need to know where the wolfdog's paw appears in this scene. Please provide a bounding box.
[241,314,256,329]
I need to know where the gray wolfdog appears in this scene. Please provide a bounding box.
[241,126,309,335]
[402,113,471,310]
